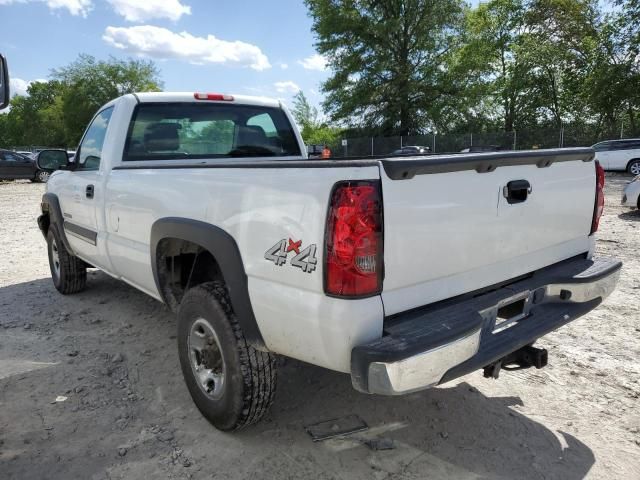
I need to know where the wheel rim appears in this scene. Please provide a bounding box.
[188,318,226,400]
[51,237,61,278]
[39,171,50,182]
[630,162,640,176]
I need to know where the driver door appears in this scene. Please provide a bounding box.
[58,107,113,262]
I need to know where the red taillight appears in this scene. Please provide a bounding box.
[591,161,605,235]
[194,93,234,101]
[325,181,383,297]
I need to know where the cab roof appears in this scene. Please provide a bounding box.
[132,92,282,109]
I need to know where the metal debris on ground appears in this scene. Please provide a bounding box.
[305,414,369,442]
[364,438,395,451]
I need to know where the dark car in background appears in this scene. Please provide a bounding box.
[307,144,324,158]
[390,145,431,156]
[460,145,506,153]
[0,149,53,182]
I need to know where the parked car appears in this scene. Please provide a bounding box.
[0,149,41,181]
[0,149,61,182]
[37,92,620,432]
[390,145,431,156]
[592,138,640,174]
[307,144,324,158]
[460,145,506,153]
[622,176,640,209]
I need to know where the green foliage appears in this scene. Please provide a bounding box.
[305,0,466,136]
[52,54,162,145]
[0,54,162,148]
[306,0,640,139]
[291,90,342,146]
[292,90,319,132]
[0,80,67,147]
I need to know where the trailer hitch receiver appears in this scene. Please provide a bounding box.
[483,345,548,379]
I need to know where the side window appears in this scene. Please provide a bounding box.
[247,113,277,137]
[76,107,114,171]
[617,140,640,150]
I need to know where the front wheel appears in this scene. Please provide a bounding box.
[628,160,640,176]
[47,228,87,294]
[177,282,277,431]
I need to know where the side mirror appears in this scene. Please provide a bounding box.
[0,54,9,110]
[36,149,69,171]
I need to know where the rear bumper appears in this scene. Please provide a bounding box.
[351,256,621,395]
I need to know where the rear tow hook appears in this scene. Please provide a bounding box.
[483,345,548,379]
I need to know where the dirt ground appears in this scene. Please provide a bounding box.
[0,173,638,480]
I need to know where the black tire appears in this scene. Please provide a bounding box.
[47,228,87,294]
[177,282,276,431]
[627,159,640,176]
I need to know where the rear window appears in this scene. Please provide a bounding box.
[123,102,301,161]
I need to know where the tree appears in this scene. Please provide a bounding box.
[291,91,319,133]
[457,0,601,133]
[290,91,342,146]
[0,55,163,148]
[305,0,466,136]
[583,1,640,135]
[52,54,162,145]
[0,80,67,147]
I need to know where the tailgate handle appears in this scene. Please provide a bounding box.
[503,180,531,204]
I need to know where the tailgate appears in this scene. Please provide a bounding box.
[379,148,596,315]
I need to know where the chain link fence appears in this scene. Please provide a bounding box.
[326,126,640,158]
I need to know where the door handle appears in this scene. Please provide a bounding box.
[86,184,94,199]
[503,180,531,204]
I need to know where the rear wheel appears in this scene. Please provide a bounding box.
[36,170,50,183]
[177,282,277,431]
[628,160,640,176]
[47,228,87,294]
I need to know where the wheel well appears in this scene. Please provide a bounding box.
[156,238,224,311]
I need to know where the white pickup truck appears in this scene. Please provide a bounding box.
[36,92,621,431]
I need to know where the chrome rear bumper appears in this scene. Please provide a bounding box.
[351,256,621,395]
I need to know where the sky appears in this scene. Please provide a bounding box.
[0,0,331,108]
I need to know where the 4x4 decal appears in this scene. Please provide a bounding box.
[264,238,317,273]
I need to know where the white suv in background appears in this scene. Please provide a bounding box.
[592,138,640,174]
